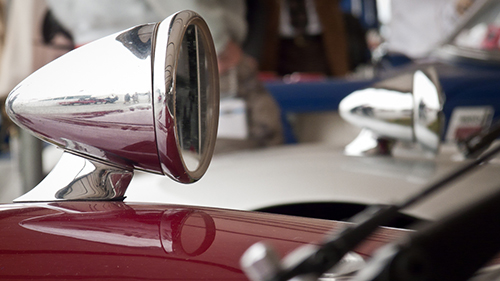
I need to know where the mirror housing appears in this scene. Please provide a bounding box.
[339,68,444,156]
[7,11,219,201]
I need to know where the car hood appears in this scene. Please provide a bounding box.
[126,143,500,221]
[0,201,407,280]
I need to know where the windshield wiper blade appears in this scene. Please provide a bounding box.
[242,142,500,281]
[459,119,500,158]
[353,183,500,281]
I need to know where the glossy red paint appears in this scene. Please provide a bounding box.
[0,202,408,280]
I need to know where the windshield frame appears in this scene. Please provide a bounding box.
[436,0,500,63]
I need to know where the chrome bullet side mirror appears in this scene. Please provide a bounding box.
[339,68,444,156]
[7,11,219,202]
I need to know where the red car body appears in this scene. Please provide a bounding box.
[5,8,500,280]
[0,201,407,280]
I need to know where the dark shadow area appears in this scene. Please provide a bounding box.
[256,202,429,230]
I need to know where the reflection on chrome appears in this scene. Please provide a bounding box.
[19,204,216,257]
[6,10,220,203]
[340,68,444,156]
[320,252,366,279]
[413,69,444,153]
[6,23,158,172]
[14,152,133,202]
[241,242,365,281]
[152,11,219,182]
[344,129,395,157]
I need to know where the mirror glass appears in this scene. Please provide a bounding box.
[413,70,442,152]
[175,24,212,171]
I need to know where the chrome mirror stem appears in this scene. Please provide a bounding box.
[14,152,133,202]
[344,129,395,156]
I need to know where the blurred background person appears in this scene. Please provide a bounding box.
[259,0,362,78]
[0,0,55,199]
[382,0,477,60]
[45,0,284,153]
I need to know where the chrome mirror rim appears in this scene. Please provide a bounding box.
[152,11,219,183]
[6,10,220,202]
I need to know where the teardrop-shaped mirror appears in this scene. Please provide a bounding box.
[7,10,219,202]
[339,68,444,156]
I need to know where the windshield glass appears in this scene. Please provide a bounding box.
[451,1,500,53]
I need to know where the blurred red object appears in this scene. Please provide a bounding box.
[481,24,500,50]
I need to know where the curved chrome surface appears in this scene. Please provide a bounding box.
[344,128,395,156]
[14,152,133,202]
[339,82,413,156]
[339,87,414,141]
[413,69,444,154]
[241,242,365,281]
[7,23,158,172]
[339,68,444,156]
[152,11,219,182]
[6,10,220,201]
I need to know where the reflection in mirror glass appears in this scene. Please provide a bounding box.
[414,71,440,124]
[176,24,210,171]
[413,70,442,152]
